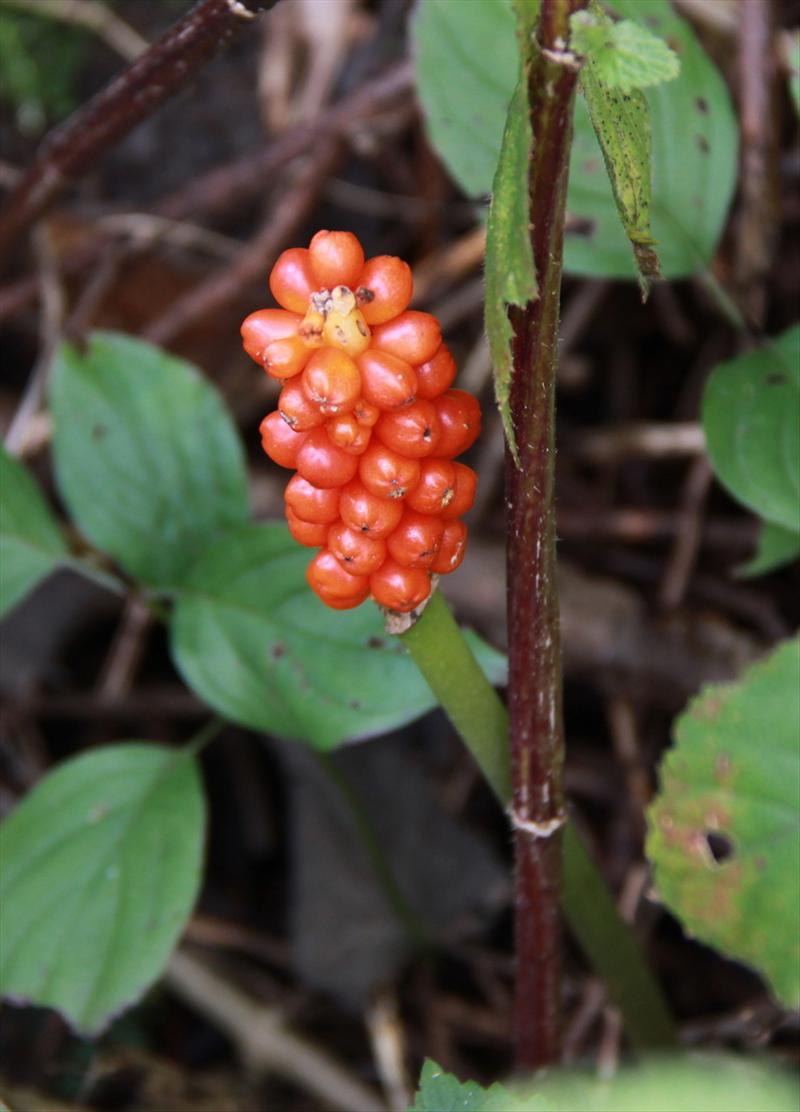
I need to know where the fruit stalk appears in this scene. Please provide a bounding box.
[506,0,586,1070]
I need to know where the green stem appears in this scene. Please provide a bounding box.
[400,591,678,1052]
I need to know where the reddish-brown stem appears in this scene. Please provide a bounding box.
[506,0,586,1071]
[0,0,276,259]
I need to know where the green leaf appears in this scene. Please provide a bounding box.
[647,639,800,1008]
[484,69,537,461]
[509,1055,800,1111]
[410,1060,513,1112]
[413,0,737,279]
[578,63,659,289]
[571,10,680,93]
[0,442,68,618]
[737,520,800,578]
[170,523,507,750]
[702,326,800,533]
[51,331,249,591]
[0,743,205,1035]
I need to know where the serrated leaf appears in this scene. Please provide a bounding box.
[410,1060,513,1112]
[0,743,205,1035]
[413,0,737,279]
[51,332,249,591]
[647,639,800,1008]
[484,70,537,463]
[737,520,800,578]
[170,522,507,750]
[702,325,800,533]
[0,443,68,618]
[572,11,680,94]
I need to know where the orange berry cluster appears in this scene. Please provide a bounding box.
[241,230,480,613]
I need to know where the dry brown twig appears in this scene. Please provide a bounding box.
[166,948,387,1112]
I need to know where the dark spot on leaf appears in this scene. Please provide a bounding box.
[270,642,285,660]
[349,698,361,710]
[766,373,787,385]
[92,424,107,441]
[695,96,709,114]
[565,215,596,239]
[706,831,734,864]
[367,636,385,649]
[645,15,660,27]
[582,158,601,174]
[667,37,681,53]
[696,134,710,154]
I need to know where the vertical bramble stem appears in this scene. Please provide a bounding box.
[506,0,586,1070]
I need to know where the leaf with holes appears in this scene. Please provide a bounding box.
[647,639,800,1008]
[702,325,800,534]
[51,332,249,591]
[0,743,205,1035]
[170,523,507,750]
[484,5,537,463]
[0,444,68,619]
[413,0,736,278]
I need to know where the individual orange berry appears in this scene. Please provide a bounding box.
[406,458,456,515]
[359,442,421,500]
[416,343,457,399]
[264,335,312,380]
[433,389,482,458]
[353,398,381,427]
[308,230,365,289]
[339,480,404,539]
[296,426,360,489]
[371,311,441,366]
[241,308,301,365]
[260,411,308,468]
[284,474,341,524]
[269,247,318,314]
[302,347,361,414]
[286,505,329,547]
[328,521,387,576]
[441,462,477,519]
[374,399,441,459]
[386,510,445,569]
[356,349,417,410]
[355,255,413,324]
[307,549,369,607]
[325,413,372,455]
[370,559,431,613]
[278,378,325,431]
[430,519,468,574]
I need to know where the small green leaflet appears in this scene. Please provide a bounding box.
[410,1060,513,1112]
[737,520,800,579]
[0,443,68,619]
[702,325,800,535]
[571,9,680,93]
[572,4,679,290]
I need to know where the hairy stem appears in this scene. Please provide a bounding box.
[400,593,678,1053]
[0,0,276,257]
[505,0,586,1069]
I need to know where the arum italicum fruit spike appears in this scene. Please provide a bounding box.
[242,231,481,614]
